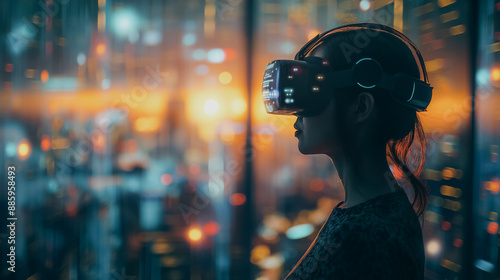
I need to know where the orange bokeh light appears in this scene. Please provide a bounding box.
[188,228,203,241]
[487,222,498,235]
[224,48,236,60]
[203,221,219,235]
[230,193,246,206]
[41,136,51,151]
[96,43,106,55]
[489,178,500,194]
[491,67,500,82]
[18,140,31,160]
[41,69,49,83]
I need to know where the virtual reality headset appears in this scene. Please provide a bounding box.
[261,23,433,117]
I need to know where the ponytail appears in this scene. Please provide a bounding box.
[386,115,429,218]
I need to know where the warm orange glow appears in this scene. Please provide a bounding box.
[487,222,498,234]
[203,221,219,235]
[231,98,247,118]
[51,138,70,150]
[198,125,216,142]
[18,140,31,160]
[204,99,220,115]
[188,228,203,241]
[491,67,500,82]
[96,43,106,55]
[97,11,106,31]
[41,69,49,83]
[224,48,236,60]
[220,124,235,142]
[310,179,324,192]
[10,90,168,123]
[41,136,51,151]
[161,174,172,185]
[488,178,500,194]
[5,64,12,72]
[250,244,271,264]
[187,88,246,123]
[134,117,160,133]
[307,29,321,40]
[230,193,246,206]
[441,167,455,180]
[252,93,273,123]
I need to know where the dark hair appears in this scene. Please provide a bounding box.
[308,27,429,217]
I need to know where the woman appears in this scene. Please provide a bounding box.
[283,24,430,280]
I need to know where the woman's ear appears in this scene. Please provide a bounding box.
[351,92,375,125]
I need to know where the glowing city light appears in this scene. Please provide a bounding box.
[360,0,371,11]
[77,53,86,66]
[231,98,247,115]
[203,99,219,115]
[188,228,203,241]
[476,69,490,86]
[17,140,31,160]
[96,43,106,55]
[426,239,441,256]
[286,224,314,240]
[41,69,49,83]
[218,72,232,84]
[41,136,51,151]
[491,67,500,82]
[487,222,498,234]
[203,222,219,235]
[112,8,139,37]
[207,48,225,63]
[230,193,246,206]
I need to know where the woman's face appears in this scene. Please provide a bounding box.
[293,97,343,156]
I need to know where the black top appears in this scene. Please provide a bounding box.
[284,187,424,280]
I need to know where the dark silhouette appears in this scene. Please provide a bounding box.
[285,23,430,280]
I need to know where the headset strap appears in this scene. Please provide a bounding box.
[294,23,430,84]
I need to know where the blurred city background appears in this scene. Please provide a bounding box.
[0,0,499,279]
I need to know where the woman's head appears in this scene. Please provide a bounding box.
[293,25,429,217]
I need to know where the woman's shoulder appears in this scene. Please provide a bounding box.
[326,187,423,246]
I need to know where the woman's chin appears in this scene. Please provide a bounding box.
[298,143,313,155]
[298,141,325,155]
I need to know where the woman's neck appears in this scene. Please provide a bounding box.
[329,144,398,208]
